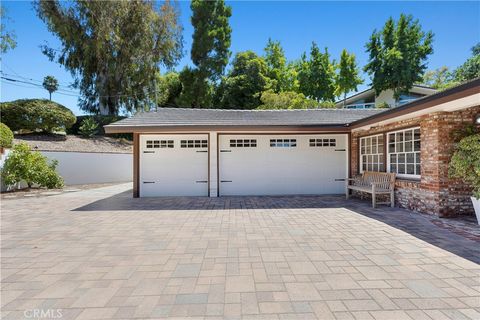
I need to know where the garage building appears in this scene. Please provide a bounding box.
[104,108,381,197]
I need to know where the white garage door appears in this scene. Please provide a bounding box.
[219,134,347,196]
[139,134,208,197]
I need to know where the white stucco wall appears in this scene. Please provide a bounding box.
[41,151,132,185]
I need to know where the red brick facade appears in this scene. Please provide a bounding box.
[351,105,480,217]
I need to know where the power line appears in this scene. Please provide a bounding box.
[1,76,161,99]
[2,62,75,88]
[1,80,81,97]
[1,66,164,102]
[0,71,77,91]
[1,76,81,95]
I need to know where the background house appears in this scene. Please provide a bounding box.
[336,85,438,109]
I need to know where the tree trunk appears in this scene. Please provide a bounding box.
[99,100,109,115]
[49,92,52,101]
[97,70,110,115]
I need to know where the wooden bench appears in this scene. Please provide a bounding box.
[345,171,396,208]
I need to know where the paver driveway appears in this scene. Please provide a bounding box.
[1,183,479,320]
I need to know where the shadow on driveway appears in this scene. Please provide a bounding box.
[73,190,480,264]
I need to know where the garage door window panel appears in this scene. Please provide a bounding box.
[309,138,336,147]
[146,140,174,148]
[270,139,297,147]
[180,140,208,148]
[230,139,257,147]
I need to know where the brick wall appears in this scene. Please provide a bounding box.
[351,105,480,217]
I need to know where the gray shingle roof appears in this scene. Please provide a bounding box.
[106,108,384,128]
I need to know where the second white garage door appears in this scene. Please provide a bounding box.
[219,134,347,196]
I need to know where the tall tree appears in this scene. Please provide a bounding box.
[297,42,336,102]
[155,71,182,107]
[178,0,231,107]
[176,67,213,107]
[335,49,363,106]
[0,5,16,54]
[364,14,434,99]
[35,0,183,115]
[215,51,271,109]
[454,43,480,82]
[42,75,59,100]
[264,38,289,92]
[422,66,456,89]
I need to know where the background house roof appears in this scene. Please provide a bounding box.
[105,108,384,129]
[334,84,438,106]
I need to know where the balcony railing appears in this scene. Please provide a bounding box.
[345,102,376,109]
[396,98,418,106]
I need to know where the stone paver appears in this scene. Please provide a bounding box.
[1,183,479,319]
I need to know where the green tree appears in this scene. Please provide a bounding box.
[42,75,59,100]
[0,5,16,54]
[1,143,64,189]
[0,99,76,133]
[364,14,434,99]
[257,90,318,110]
[454,43,480,82]
[298,42,336,102]
[156,71,182,107]
[0,123,14,148]
[335,49,363,106]
[177,67,214,108]
[35,0,183,115]
[178,0,231,107]
[264,38,290,92]
[216,51,271,109]
[422,66,456,89]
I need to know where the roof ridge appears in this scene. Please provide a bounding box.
[150,107,381,112]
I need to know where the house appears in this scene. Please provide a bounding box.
[105,79,480,217]
[335,84,438,109]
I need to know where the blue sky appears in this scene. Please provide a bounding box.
[1,1,479,115]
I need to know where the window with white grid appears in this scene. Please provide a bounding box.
[359,134,384,172]
[387,128,421,178]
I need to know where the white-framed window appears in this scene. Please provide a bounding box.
[359,134,384,172]
[387,127,421,178]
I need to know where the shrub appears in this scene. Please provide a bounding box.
[0,99,76,133]
[1,143,64,189]
[449,133,480,199]
[377,102,390,109]
[79,117,99,137]
[0,123,14,148]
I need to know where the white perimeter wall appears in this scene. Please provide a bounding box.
[42,151,132,185]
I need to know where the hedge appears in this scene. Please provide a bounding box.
[67,115,132,140]
[0,99,76,133]
[0,123,14,148]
